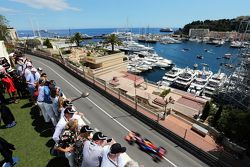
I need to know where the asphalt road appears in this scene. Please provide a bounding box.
[28,54,208,167]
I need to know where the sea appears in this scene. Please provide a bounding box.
[17,28,240,83]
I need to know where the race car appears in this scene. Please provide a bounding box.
[125,131,166,162]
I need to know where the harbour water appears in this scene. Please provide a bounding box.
[140,41,238,82]
[18,28,239,82]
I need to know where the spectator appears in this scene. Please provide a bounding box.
[37,67,43,75]
[101,143,127,167]
[55,119,78,167]
[0,73,18,103]
[52,107,76,143]
[124,160,141,167]
[50,86,61,119]
[59,99,73,118]
[0,104,16,128]
[7,68,23,98]
[25,66,36,102]
[24,61,32,78]
[59,99,85,123]
[31,67,40,84]
[0,137,16,166]
[74,125,93,167]
[37,78,50,123]
[81,132,108,167]
[43,81,57,126]
[15,58,25,77]
[0,58,11,72]
[40,73,48,81]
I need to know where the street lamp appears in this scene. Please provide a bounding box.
[134,74,137,110]
[71,92,89,102]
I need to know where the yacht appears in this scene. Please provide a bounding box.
[230,41,246,48]
[121,40,153,52]
[162,67,183,86]
[173,68,197,90]
[202,70,227,98]
[155,59,173,68]
[160,28,173,32]
[187,67,213,96]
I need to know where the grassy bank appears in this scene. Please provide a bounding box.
[0,98,57,167]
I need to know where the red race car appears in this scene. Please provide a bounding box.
[125,131,166,162]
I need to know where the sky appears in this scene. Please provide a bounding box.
[0,0,249,30]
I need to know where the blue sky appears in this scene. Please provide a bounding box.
[0,0,249,30]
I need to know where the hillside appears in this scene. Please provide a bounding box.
[179,16,250,35]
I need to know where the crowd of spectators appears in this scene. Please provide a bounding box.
[0,51,142,167]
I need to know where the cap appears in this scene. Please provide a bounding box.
[26,62,32,67]
[92,132,107,141]
[80,125,94,133]
[63,100,73,108]
[37,67,43,71]
[110,143,126,154]
[31,67,37,72]
[64,107,76,114]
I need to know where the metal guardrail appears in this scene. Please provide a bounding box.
[26,50,231,167]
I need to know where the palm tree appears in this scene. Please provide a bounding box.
[105,34,121,53]
[70,32,83,47]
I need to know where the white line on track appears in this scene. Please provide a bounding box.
[33,59,178,167]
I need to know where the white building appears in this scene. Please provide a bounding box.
[189,29,210,38]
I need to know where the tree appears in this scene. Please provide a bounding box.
[43,38,53,48]
[212,105,223,127]
[200,101,210,120]
[26,39,41,48]
[104,34,121,53]
[70,32,83,47]
[0,15,9,41]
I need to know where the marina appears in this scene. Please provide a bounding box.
[17,28,242,99]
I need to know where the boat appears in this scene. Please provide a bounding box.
[187,67,213,96]
[197,54,203,59]
[230,41,246,48]
[181,48,190,52]
[162,67,183,86]
[160,36,182,44]
[223,53,232,59]
[160,28,173,32]
[155,59,173,68]
[202,70,227,98]
[120,40,154,52]
[173,68,197,90]
[138,37,157,43]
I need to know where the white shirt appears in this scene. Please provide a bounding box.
[100,146,126,167]
[81,141,103,167]
[52,114,85,143]
[37,85,45,102]
[52,116,68,143]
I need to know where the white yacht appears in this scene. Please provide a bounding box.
[173,68,197,90]
[121,40,153,52]
[187,67,213,96]
[155,59,173,68]
[202,70,227,98]
[162,67,183,86]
